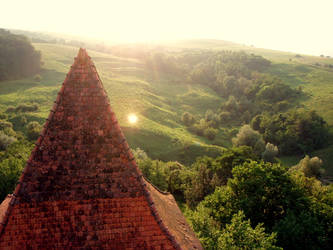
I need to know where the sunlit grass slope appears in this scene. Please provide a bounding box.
[163,39,333,125]
[0,43,225,163]
[161,40,333,174]
[1,41,332,172]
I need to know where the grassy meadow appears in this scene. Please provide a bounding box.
[1,41,333,175]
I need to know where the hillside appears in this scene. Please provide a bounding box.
[0,41,333,175]
[0,43,226,164]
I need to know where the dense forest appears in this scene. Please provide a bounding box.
[0,33,332,249]
[133,148,332,249]
[0,29,41,80]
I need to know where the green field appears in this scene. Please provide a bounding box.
[0,43,226,163]
[1,41,332,174]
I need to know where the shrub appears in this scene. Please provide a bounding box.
[290,155,324,178]
[0,132,16,150]
[219,111,232,124]
[26,121,42,141]
[205,109,214,122]
[34,74,42,82]
[15,103,39,112]
[5,106,15,113]
[262,142,279,162]
[0,120,13,130]
[203,127,218,140]
[131,147,148,161]
[181,112,195,126]
[232,124,265,155]
[0,113,7,120]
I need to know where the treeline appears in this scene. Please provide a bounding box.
[0,29,41,80]
[133,147,332,249]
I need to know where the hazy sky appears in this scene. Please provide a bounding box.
[2,0,333,56]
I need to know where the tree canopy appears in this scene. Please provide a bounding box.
[0,29,41,80]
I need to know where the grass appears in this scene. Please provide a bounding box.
[1,40,333,174]
[0,43,226,165]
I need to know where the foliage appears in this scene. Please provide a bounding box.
[218,211,281,250]
[262,142,279,163]
[290,155,324,178]
[185,204,220,249]
[0,120,13,130]
[131,147,148,161]
[0,132,16,150]
[273,210,328,249]
[134,149,193,196]
[185,146,257,208]
[252,110,329,154]
[26,121,42,141]
[181,112,195,126]
[204,127,218,140]
[232,125,265,156]
[6,103,39,113]
[0,29,41,80]
[0,140,33,201]
[34,74,42,82]
[189,160,333,249]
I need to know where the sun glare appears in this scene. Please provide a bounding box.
[128,114,138,124]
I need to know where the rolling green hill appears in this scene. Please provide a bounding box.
[0,43,226,164]
[1,41,332,175]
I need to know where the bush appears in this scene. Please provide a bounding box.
[0,132,16,150]
[262,142,279,162]
[26,121,42,141]
[0,113,7,120]
[15,103,39,113]
[232,124,265,155]
[131,147,148,161]
[6,104,39,113]
[203,127,218,140]
[34,74,42,82]
[219,111,232,124]
[290,155,324,178]
[181,112,195,126]
[5,106,15,113]
[0,120,13,130]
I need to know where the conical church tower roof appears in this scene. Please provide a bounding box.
[0,48,202,249]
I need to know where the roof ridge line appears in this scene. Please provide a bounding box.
[0,67,75,238]
[139,174,181,249]
[0,195,15,238]
[142,176,170,195]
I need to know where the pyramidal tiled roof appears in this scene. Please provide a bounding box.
[0,49,202,249]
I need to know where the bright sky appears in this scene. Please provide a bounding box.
[1,0,333,56]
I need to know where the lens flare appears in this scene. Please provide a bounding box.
[128,114,138,124]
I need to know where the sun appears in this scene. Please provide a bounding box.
[128,114,138,124]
